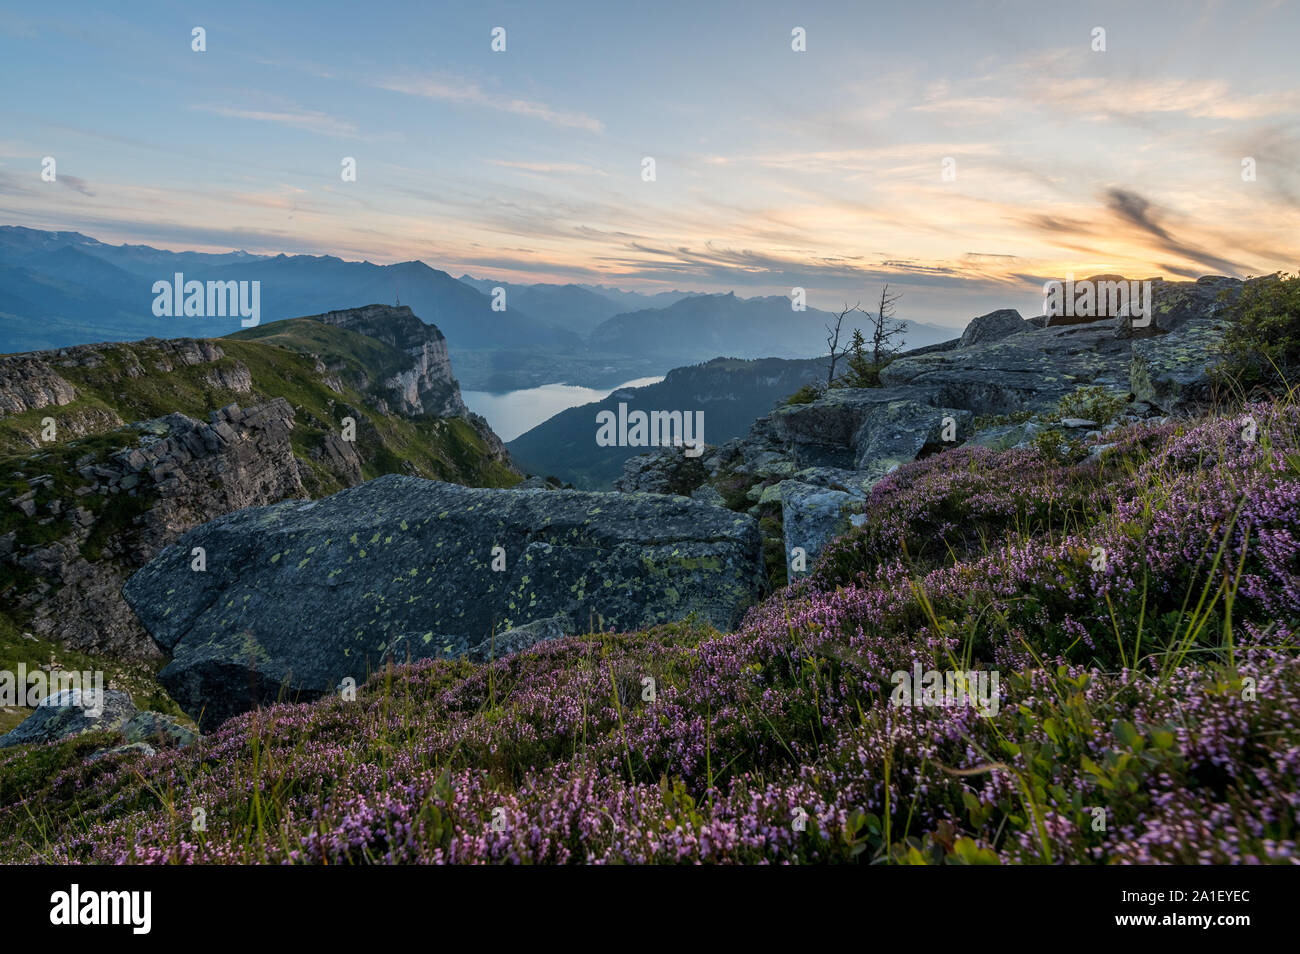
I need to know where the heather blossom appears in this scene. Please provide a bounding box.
[1,402,1297,864]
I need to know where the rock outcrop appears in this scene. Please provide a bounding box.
[615,275,1242,579]
[959,308,1027,347]
[0,354,79,419]
[310,305,467,417]
[304,304,512,465]
[4,400,313,657]
[879,318,1132,416]
[124,474,766,726]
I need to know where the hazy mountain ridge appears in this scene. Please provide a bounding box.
[588,292,954,363]
[507,355,828,488]
[3,228,956,391]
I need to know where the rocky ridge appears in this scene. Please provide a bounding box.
[615,275,1245,578]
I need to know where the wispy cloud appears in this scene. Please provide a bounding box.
[191,104,359,138]
[486,159,606,176]
[375,74,603,132]
[1103,188,1247,275]
[59,174,94,197]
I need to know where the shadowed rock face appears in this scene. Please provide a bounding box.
[124,474,765,726]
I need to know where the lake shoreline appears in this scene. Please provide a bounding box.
[464,376,665,442]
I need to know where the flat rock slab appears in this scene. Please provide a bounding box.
[125,474,765,726]
[879,320,1132,415]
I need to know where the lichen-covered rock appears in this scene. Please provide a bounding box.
[124,474,765,726]
[88,741,157,763]
[123,710,199,749]
[852,401,972,480]
[879,319,1131,415]
[1129,318,1226,410]
[0,689,135,748]
[1116,276,1241,339]
[781,482,863,577]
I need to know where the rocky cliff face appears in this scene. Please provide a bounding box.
[3,399,318,657]
[301,304,511,464]
[310,304,467,417]
[125,474,766,725]
[0,354,80,419]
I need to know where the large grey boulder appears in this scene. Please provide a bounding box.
[1129,318,1226,410]
[125,474,765,726]
[0,688,135,749]
[960,309,1026,347]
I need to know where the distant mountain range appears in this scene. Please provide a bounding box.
[455,275,695,335]
[506,356,829,488]
[586,291,952,364]
[0,226,958,388]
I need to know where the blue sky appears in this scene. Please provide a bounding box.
[2,0,1298,326]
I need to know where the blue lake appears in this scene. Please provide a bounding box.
[463,377,664,442]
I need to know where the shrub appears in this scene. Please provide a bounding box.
[1054,385,1126,426]
[785,384,822,406]
[1215,272,1300,395]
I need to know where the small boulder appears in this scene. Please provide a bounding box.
[959,309,1026,348]
[464,614,572,662]
[88,741,156,763]
[0,688,135,749]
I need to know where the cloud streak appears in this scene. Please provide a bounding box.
[1104,188,1247,276]
[375,74,603,132]
[191,105,359,138]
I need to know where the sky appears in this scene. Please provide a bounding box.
[1,0,1298,327]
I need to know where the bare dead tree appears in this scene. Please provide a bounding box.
[826,302,861,387]
[868,284,906,364]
